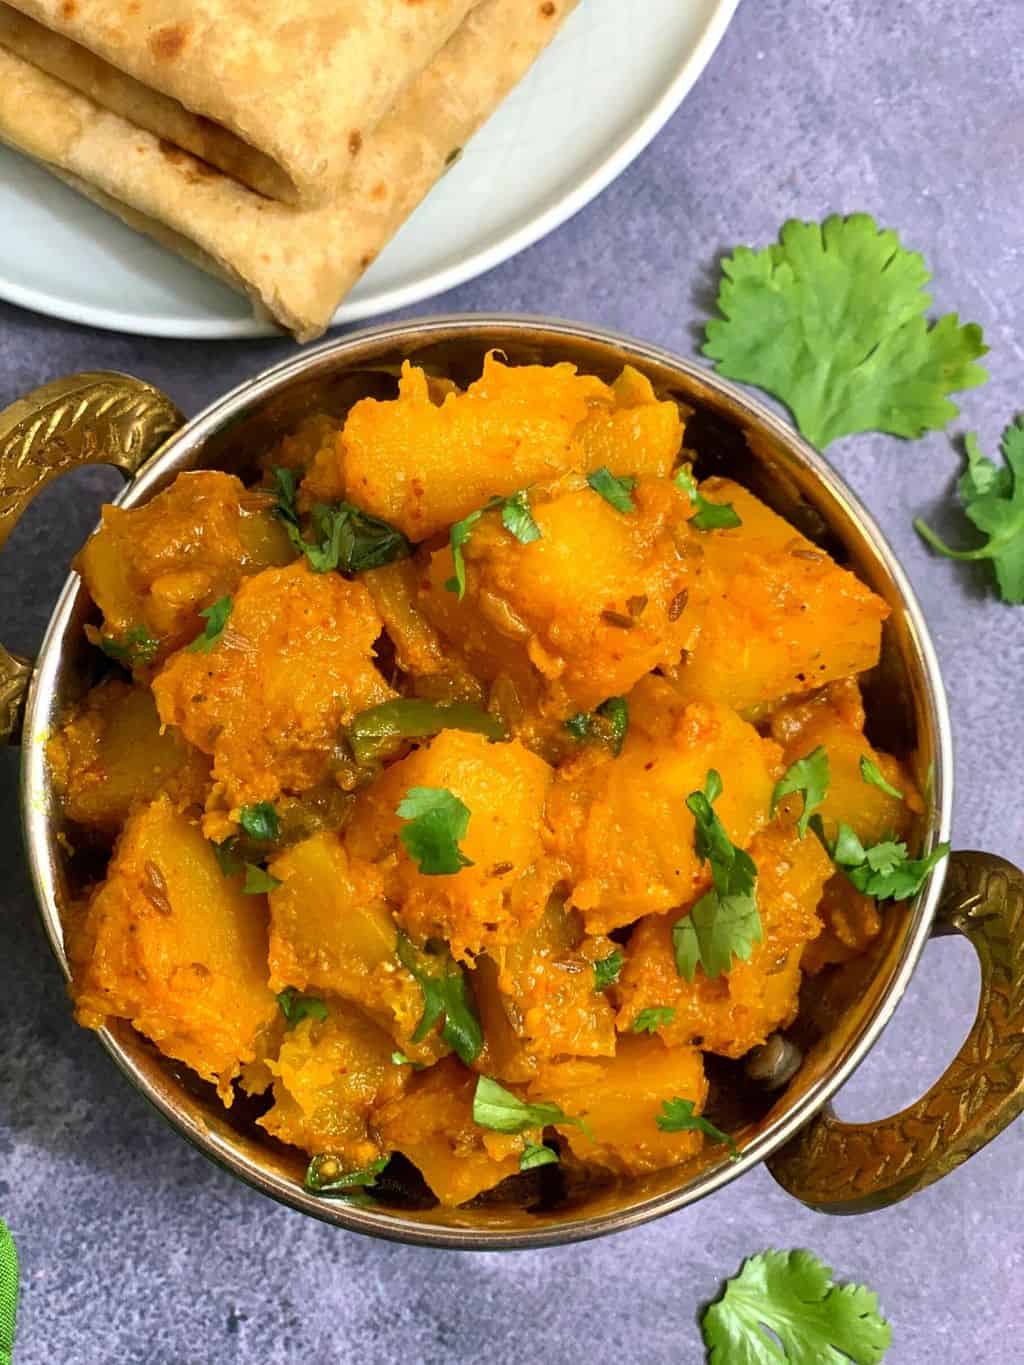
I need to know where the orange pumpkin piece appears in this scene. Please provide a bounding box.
[669,478,889,712]
[69,796,277,1101]
[344,729,555,962]
[616,823,833,1057]
[76,471,294,665]
[547,694,780,934]
[337,356,683,541]
[419,474,705,717]
[529,1034,709,1176]
[376,1058,528,1206]
[259,1003,408,1164]
[153,559,393,811]
[48,679,209,833]
[266,831,441,1064]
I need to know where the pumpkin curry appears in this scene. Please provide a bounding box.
[49,354,941,1207]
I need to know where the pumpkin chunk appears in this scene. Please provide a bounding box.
[69,796,277,1101]
[153,560,392,811]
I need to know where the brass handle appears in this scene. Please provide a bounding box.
[768,850,1024,1212]
[0,371,184,742]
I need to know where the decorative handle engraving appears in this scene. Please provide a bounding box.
[768,851,1024,1212]
[0,372,183,742]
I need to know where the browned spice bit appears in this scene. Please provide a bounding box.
[142,861,172,916]
[626,594,648,617]
[489,861,514,877]
[667,589,689,621]
[192,962,211,978]
[601,609,635,630]
[791,548,825,562]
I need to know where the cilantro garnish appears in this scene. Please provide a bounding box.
[239,802,280,842]
[520,1142,559,1172]
[674,466,742,530]
[915,416,1024,603]
[771,746,830,837]
[702,1249,892,1364]
[186,596,232,653]
[656,1098,737,1155]
[211,839,244,878]
[633,1006,676,1034]
[397,786,474,876]
[99,624,160,668]
[587,466,636,513]
[243,864,282,895]
[390,1050,425,1070]
[811,816,949,901]
[303,1153,389,1198]
[276,988,328,1028]
[703,214,988,448]
[859,756,904,801]
[565,696,629,756]
[271,466,410,575]
[472,1076,592,1139]
[673,771,761,981]
[395,932,483,1065]
[593,950,624,992]
[444,489,542,599]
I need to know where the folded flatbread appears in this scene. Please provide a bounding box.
[0,0,578,340]
[0,0,479,203]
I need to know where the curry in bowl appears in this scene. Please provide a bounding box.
[48,354,942,1208]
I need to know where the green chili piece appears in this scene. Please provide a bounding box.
[347,699,508,766]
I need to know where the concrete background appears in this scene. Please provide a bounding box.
[1,0,1022,1360]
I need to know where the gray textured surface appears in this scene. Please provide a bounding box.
[1,0,1023,1360]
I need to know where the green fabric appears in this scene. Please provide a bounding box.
[0,1218,18,1365]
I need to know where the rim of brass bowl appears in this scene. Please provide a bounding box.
[19,315,953,1249]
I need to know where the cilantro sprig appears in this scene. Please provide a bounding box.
[702,1249,892,1364]
[703,214,988,449]
[276,988,328,1028]
[859,756,904,801]
[593,950,624,992]
[99,624,159,668]
[303,1153,389,1198]
[519,1142,559,1172]
[587,466,636,513]
[565,696,629,756]
[211,838,281,895]
[656,1098,737,1156]
[673,771,762,981]
[472,1076,592,1139]
[187,596,232,653]
[271,466,410,575]
[771,746,830,837]
[239,802,280,842]
[397,786,473,876]
[396,932,482,1065]
[915,416,1024,604]
[811,817,949,901]
[444,489,541,599]
[633,1006,676,1034]
[674,466,742,530]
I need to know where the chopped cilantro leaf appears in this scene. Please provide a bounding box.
[444,490,542,598]
[564,696,629,756]
[186,596,232,653]
[276,988,328,1028]
[271,466,410,575]
[593,950,624,992]
[397,786,474,876]
[701,1249,892,1364]
[633,1006,676,1034]
[587,466,636,513]
[472,1076,591,1139]
[520,1143,559,1172]
[395,932,483,1065]
[674,466,742,530]
[675,771,761,981]
[811,816,949,901]
[239,802,280,842]
[211,839,244,878]
[304,1153,389,1198]
[99,624,159,668]
[915,415,1024,603]
[859,756,904,801]
[703,214,988,448]
[656,1097,737,1155]
[772,746,830,837]
[242,864,281,895]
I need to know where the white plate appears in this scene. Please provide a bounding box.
[0,0,739,338]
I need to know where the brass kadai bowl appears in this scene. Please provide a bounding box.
[3,317,1023,1249]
